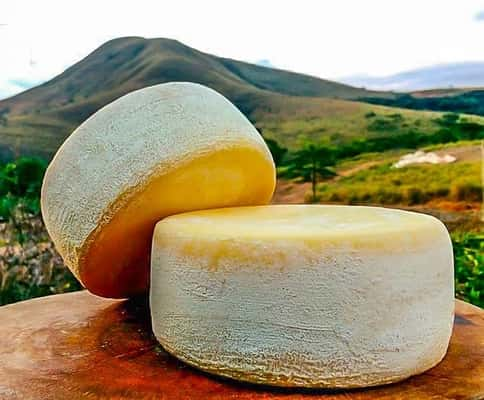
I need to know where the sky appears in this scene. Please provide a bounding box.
[2,0,484,99]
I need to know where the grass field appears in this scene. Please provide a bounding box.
[257,103,484,150]
[275,143,482,216]
[258,103,441,149]
[319,160,481,206]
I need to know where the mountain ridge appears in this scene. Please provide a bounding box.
[0,36,471,161]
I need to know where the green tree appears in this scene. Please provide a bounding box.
[286,141,336,202]
[263,137,288,166]
[0,157,46,198]
[0,157,47,229]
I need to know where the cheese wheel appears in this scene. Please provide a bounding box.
[41,83,275,298]
[150,205,454,388]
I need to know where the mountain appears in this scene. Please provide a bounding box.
[0,36,464,161]
[1,36,388,116]
[0,36,402,160]
[341,62,484,92]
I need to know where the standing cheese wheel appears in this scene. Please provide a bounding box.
[41,83,275,298]
[151,205,454,388]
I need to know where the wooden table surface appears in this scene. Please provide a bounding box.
[0,291,482,400]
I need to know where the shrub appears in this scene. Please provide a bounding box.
[0,157,47,222]
[263,137,288,166]
[451,181,483,202]
[367,118,397,132]
[452,232,484,308]
[406,187,425,205]
[388,113,403,121]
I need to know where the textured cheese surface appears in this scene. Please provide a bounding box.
[151,205,454,388]
[41,83,275,298]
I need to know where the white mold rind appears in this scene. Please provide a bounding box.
[150,205,454,388]
[41,82,274,277]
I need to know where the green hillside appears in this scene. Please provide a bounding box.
[1,36,483,161]
[362,89,484,117]
[0,36,397,160]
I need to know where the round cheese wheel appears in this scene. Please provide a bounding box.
[150,205,454,388]
[41,83,275,298]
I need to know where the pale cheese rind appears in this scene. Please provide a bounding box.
[150,205,454,388]
[41,83,275,298]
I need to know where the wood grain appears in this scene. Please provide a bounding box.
[0,291,482,399]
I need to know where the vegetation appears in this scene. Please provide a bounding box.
[267,114,482,206]
[0,157,46,223]
[264,137,287,166]
[260,106,484,152]
[453,232,484,308]
[282,141,336,202]
[257,103,445,150]
[264,113,483,169]
[317,161,481,206]
[331,113,483,160]
[0,158,81,306]
[362,90,484,117]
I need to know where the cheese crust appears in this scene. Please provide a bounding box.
[150,205,454,388]
[41,83,275,298]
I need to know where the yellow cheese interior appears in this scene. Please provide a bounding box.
[78,145,275,298]
[154,205,446,268]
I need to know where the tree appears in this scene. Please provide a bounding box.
[263,137,288,166]
[285,141,336,202]
[0,157,47,226]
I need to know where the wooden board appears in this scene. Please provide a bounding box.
[0,291,482,400]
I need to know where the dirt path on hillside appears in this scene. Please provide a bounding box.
[272,180,310,204]
[337,161,381,177]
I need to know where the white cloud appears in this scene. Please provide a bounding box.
[475,10,484,20]
[0,81,25,101]
[2,0,484,99]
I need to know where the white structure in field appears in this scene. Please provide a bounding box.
[393,150,456,168]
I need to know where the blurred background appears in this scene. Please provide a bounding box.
[0,0,482,307]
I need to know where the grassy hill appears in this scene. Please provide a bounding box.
[274,142,482,223]
[0,36,408,160]
[256,100,452,149]
[1,36,483,161]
